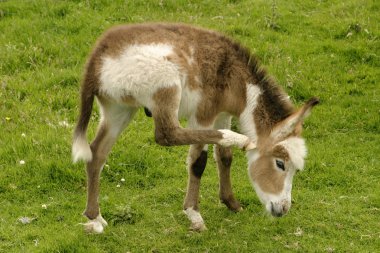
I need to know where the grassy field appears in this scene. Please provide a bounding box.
[0,0,379,252]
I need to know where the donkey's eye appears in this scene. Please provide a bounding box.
[276,160,285,171]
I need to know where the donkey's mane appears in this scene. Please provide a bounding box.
[226,37,295,122]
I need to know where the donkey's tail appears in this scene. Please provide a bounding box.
[72,85,95,163]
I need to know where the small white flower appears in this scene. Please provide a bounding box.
[121,178,125,182]
[41,204,47,209]
[116,184,121,188]
[21,133,26,137]
[294,227,303,237]
[19,160,25,165]
[18,217,35,224]
[58,120,70,128]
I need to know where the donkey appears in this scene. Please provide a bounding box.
[72,23,318,233]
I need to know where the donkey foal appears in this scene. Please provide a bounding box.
[72,23,318,233]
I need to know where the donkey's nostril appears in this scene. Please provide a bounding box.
[280,199,290,214]
[282,204,289,213]
[270,202,284,217]
[269,201,290,217]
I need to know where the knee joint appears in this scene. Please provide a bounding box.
[155,127,179,146]
[217,147,233,168]
[191,151,208,178]
[221,155,232,168]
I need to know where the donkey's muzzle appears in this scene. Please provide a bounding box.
[270,201,290,217]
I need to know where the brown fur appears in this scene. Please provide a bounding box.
[272,145,290,162]
[83,123,108,219]
[184,144,207,211]
[214,145,242,211]
[249,144,289,195]
[167,49,201,90]
[84,122,116,219]
[270,96,320,142]
[78,23,288,133]
[152,86,224,146]
[83,98,137,220]
[250,155,285,194]
[121,94,139,107]
[254,93,294,137]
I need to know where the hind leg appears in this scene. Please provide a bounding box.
[83,99,137,233]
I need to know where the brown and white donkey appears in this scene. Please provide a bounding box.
[72,23,319,233]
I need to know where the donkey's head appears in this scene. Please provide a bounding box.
[247,98,319,217]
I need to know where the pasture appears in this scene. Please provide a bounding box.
[0,0,379,252]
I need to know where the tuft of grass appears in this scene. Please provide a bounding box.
[0,0,379,252]
[106,205,142,226]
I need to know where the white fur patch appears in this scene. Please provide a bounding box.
[72,135,92,163]
[98,100,138,138]
[99,43,181,106]
[81,214,108,234]
[277,137,307,170]
[246,149,260,165]
[183,207,206,231]
[239,85,261,141]
[178,85,201,119]
[183,46,195,66]
[218,129,250,149]
[271,119,297,141]
[213,112,232,130]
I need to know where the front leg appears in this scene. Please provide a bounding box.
[183,144,208,231]
[214,145,242,212]
[217,129,256,151]
[152,86,255,150]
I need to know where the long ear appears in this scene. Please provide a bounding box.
[271,97,319,141]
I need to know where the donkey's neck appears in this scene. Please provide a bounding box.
[223,40,295,141]
[222,41,294,141]
[238,82,294,143]
[238,85,262,143]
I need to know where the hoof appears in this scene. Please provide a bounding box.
[243,141,256,151]
[97,214,108,227]
[190,222,207,232]
[183,207,207,232]
[81,214,108,234]
[230,204,244,212]
[221,197,243,212]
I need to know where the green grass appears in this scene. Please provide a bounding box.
[0,0,379,252]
